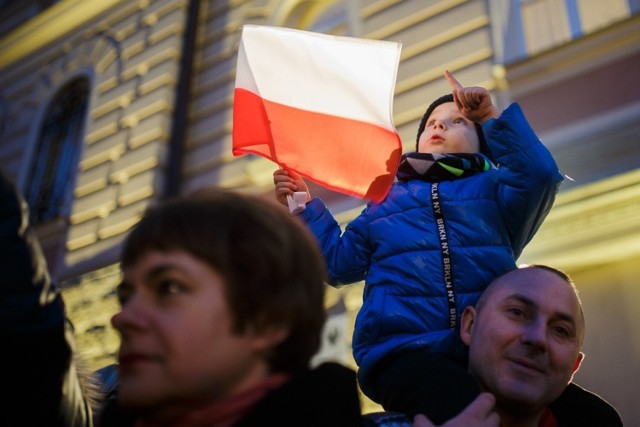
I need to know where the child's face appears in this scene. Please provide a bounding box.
[417,102,480,154]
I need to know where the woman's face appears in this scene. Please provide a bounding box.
[112,250,269,421]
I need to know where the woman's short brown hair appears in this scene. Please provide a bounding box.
[120,188,327,373]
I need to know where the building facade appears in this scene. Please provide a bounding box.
[0,0,638,421]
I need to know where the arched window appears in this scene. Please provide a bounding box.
[26,77,89,225]
[282,0,352,36]
[307,1,349,35]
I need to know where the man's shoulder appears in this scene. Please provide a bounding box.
[550,382,623,426]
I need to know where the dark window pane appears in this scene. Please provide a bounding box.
[26,77,89,224]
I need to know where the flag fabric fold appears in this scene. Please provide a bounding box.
[232,25,402,202]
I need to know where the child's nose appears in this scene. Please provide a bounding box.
[431,120,445,130]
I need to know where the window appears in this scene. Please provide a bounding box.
[25,77,89,225]
[499,0,634,63]
[281,0,351,36]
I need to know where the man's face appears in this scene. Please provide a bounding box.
[461,268,584,414]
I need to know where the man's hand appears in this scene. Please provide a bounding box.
[412,393,499,427]
[444,70,500,124]
[273,169,311,208]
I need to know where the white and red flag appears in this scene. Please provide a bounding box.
[232,25,402,202]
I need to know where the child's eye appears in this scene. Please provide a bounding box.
[453,118,464,124]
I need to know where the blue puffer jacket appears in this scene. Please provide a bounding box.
[299,103,564,397]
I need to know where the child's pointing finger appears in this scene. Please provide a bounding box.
[444,70,463,91]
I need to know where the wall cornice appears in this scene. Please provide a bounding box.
[0,0,127,69]
[504,14,640,98]
[520,169,640,270]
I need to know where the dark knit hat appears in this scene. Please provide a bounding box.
[415,94,491,159]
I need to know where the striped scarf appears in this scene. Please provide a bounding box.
[396,152,494,182]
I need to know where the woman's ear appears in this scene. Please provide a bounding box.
[251,326,290,352]
[460,306,477,346]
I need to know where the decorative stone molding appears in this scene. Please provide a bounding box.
[520,169,640,270]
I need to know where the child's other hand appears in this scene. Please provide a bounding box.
[273,169,311,207]
[445,70,500,124]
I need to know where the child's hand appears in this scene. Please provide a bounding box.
[273,169,311,207]
[445,70,500,124]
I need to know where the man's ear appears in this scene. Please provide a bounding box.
[567,352,584,383]
[460,306,477,346]
[572,352,584,375]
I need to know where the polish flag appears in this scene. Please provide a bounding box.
[232,25,402,202]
